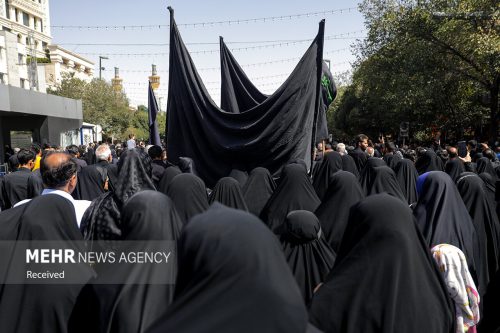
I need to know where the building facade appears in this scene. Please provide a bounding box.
[0,0,93,163]
[0,0,93,90]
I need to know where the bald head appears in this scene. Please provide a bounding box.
[41,152,78,192]
[447,147,457,159]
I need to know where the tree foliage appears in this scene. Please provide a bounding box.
[331,0,499,142]
[48,74,159,140]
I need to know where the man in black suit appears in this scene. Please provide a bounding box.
[2,149,36,208]
[350,134,369,173]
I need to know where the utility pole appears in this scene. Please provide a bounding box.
[99,56,108,80]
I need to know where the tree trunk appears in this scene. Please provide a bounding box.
[489,76,500,141]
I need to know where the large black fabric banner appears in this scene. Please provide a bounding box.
[219,36,268,114]
[166,7,325,187]
[219,38,337,141]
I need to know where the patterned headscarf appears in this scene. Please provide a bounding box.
[431,244,480,333]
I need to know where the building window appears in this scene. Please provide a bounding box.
[34,18,38,30]
[5,0,9,19]
[14,8,18,22]
[40,19,43,32]
[0,73,5,84]
[25,37,29,45]
[23,12,29,26]
[18,53,23,65]
[20,78,26,88]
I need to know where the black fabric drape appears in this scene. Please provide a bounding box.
[0,195,94,333]
[69,191,182,333]
[394,158,418,206]
[280,210,336,304]
[309,194,455,333]
[312,151,343,201]
[219,36,267,114]
[456,173,500,287]
[81,149,156,243]
[413,171,481,291]
[148,82,161,146]
[219,38,335,143]
[167,173,209,224]
[146,203,310,333]
[242,167,276,216]
[208,177,248,211]
[167,10,325,187]
[444,158,465,182]
[260,164,320,233]
[315,171,365,252]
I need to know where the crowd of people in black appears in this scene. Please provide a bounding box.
[1,133,500,333]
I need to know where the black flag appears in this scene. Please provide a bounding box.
[167,7,325,187]
[219,38,334,141]
[220,36,268,113]
[148,81,161,146]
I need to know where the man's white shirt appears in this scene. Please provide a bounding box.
[13,189,91,227]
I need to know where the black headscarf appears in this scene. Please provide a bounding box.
[158,166,182,194]
[81,149,156,243]
[72,166,105,200]
[315,171,365,252]
[178,157,197,175]
[228,169,248,188]
[359,157,386,194]
[394,158,418,206]
[208,177,248,211]
[444,158,465,182]
[280,210,336,304]
[309,194,455,333]
[167,173,209,224]
[383,153,402,170]
[312,151,343,201]
[242,167,276,216]
[477,157,497,179]
[478,172,497,208]
[0,195,94,333]
[340,154,359,178]
[413,171,480,289]
[415,150,443,175]
[457,173,500,288]
[147,204,311,333]
[70,191,182,333]
[260,164,320,233]
[366,166,406,202]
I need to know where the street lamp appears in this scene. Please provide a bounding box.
[99,56,109,80]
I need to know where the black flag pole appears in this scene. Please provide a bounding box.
[310,19,326,173]
[166,6,174,143]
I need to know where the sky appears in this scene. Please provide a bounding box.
[49,0,366,108]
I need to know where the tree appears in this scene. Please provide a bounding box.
[49,74,132,139]
[127,105,167,143]
[331,0,499,142]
